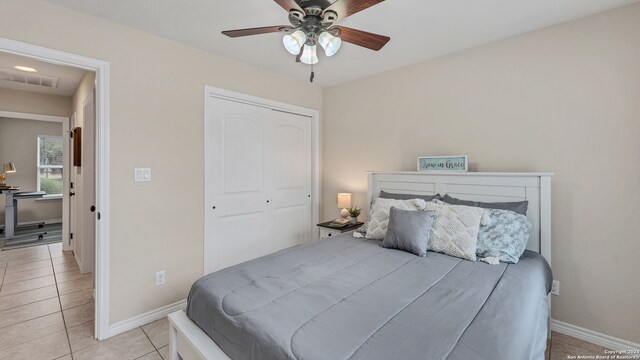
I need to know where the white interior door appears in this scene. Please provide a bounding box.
[271,110,312,249]
[81,92,96,274]
[204,96,313,274]
[205,97,274,274]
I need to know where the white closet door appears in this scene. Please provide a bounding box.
[271,110,312,250]
[205,97,274,273]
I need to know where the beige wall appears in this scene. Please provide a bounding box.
[0,117,63,224]
[0,88,72,117]
[0,0,322,324]
[71,71,96,273]
[322,4,640,343]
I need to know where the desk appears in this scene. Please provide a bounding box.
[1,187,47,240]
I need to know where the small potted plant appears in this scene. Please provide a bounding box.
[347,207,361,224]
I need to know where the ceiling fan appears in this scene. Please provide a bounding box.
[222,0,390,82]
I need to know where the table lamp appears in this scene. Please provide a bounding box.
[337,193,352,219]
[0,162,16,186]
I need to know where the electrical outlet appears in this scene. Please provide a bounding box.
[551,280,560,296]
[156,271,165,285]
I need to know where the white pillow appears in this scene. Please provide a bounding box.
[424,202,487,261]
[365,198,427,240]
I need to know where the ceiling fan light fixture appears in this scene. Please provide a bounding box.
[300,44,319,65]
[283,30,307,55]
[318,31,342,57]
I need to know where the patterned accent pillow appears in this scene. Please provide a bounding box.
[424,202,486,261]
[365,198,427,240]
[477,209,531,263]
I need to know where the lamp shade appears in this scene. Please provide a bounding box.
[283,30,306,55]
[3,163,16,173]
[318,31,341,57]
[337,193,352,209]
[300,44,319,65]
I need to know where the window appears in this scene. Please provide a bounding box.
[37,135,64,197]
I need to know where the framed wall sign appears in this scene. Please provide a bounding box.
[417,155,468,172]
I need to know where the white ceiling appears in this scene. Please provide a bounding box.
[45,0,638,87]
[0,51,88,96]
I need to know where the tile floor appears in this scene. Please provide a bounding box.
[0,243,611,360]
[0,243,169,360]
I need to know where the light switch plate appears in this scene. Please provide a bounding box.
[135,168,151,182]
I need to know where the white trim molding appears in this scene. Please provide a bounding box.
[551,319,640,351]
[0,111,67,123]
[0,36,111,340]
[109,299,187,338]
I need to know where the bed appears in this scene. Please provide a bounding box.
[169,171,553,360]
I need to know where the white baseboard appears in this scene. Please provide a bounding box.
[551,319,640,351]
[73,253,85,274]
[108,299,187,338]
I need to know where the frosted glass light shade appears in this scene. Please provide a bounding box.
[337,193,352,209]
[283,30,306,55]
[300,45,319,64]
[318,31,342,57]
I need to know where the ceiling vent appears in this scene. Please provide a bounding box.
[0,69,59,88]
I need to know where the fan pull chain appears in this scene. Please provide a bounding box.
[310,63,315,83]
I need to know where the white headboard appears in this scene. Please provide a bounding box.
[367,171,552,265]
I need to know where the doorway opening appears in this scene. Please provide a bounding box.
[0,37,110,340]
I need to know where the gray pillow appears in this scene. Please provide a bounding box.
[441,194,528,215]
[382,207,436,257]
[379,190,441,202]
[477,209,532,263]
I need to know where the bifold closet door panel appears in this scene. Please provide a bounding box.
[205,97,275,274]
[271,110,313,251]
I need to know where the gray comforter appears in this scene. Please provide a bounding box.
[187,235,552,360]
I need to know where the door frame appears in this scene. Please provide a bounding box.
[203,85,321,275]
[80,91,96,275]
[69,112,77,253]
[0,37,111,340]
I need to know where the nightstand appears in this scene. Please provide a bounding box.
[317,221,364,239]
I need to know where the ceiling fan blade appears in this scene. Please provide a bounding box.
[222,26,292,38]
[274,0,303,13]
[323,0,385,21]
[334,26,390,51]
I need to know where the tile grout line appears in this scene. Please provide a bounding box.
[0,310,64,332]
[141,324,168,359]
[48,244,75,360]
[0,270,88,298]
[0,287,59,312]
[142,326,159,351]
[1,273,56,287]
[0,277,57,298]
